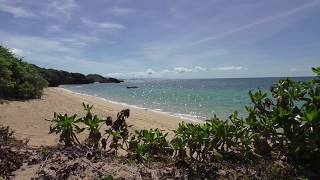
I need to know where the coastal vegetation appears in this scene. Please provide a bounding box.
[0,45,122,100]
[0,46,48,99]
[41,67,319,179]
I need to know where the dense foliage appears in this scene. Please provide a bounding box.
[0,46,48,99]
[47,67,320,178]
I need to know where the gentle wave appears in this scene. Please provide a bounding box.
[59,87,205,123]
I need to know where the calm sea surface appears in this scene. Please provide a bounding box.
[61,77,312,122]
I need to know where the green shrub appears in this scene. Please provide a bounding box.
[81,103,104,148]
[47,113,83,146]
[245,67,320,167]
[128,129,171,160]
[0,46,48,99]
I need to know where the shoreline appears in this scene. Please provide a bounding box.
[0,87,190,147]
[60,87,205,123]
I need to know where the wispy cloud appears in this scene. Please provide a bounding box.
[190,0,320,46]
[108,7,135,16]
[43,0,78,19]
[0,30,99,60]
[81,17,126,31]
[0,0,35,18]
[211,66,247,71]
[58,34,100,47]
[46,25,62,32]
[50,0,77,13]
[0,0,78,19]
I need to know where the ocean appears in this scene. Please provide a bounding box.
[61,77,312,122]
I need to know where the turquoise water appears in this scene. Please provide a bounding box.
[61,77,311,121]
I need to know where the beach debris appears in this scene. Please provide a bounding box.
[103,108,131,155]
[0,125,31,179]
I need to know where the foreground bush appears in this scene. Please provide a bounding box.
[0,46,48,99]
[246,68,320,167]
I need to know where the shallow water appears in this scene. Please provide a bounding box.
[61,77,312,121]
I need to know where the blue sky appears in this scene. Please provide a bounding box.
[0,0,319,78]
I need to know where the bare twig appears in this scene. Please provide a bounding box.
[32,150,52,178]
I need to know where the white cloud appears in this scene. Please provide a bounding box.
[81,17,126,31]
[194,66,206,71]
[108,7,135,16]
[9,48,26,56]
[0,0,35,18]
[211,66,247,71]
[173,66,207,74]
[162,69,170,74]
[146,68,155,75]
[174,67,194,74]
[99,22,125,30]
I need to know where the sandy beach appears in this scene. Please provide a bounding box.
[0,87,185,147]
